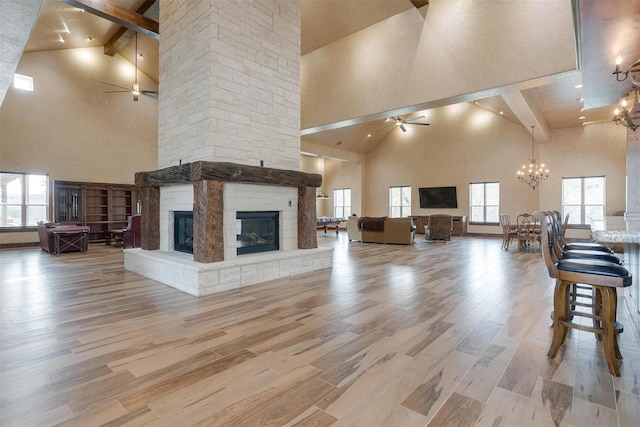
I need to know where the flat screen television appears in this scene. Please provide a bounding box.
[419,186,457,208]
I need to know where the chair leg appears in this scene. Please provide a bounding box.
[599,286,620,376]
[548,279,570,359]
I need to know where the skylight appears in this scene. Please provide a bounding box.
[13,74,33,91]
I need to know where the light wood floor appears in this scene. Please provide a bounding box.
[1,234,639,426]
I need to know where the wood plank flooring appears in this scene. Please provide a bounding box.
[1,234,639,426]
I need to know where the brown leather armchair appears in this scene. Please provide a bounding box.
[122,214,141,248]
[426,214,453,241]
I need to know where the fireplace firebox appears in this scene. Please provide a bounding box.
[236,211,279,255]
[174,211,194,254]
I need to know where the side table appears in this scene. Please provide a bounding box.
[53,230,88,255]
[107,229,124,248]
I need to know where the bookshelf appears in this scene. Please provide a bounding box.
[54,181,137,242]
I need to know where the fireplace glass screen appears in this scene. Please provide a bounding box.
[174,211,194,254]
[236,211,279,255]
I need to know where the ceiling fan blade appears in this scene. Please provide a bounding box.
[104,90,131,93]
[410,123,430,126]
[403,115,425,122]
[101,81,130,91]
[142,90,159,94]
[400,124,407,132]
[142,92,159,99]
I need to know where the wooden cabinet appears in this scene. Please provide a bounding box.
[55,181,136,242]
[412,215,467,236]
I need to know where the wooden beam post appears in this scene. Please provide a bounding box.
[298,186,318,249]
[193,180,224,263]
[138,186,160,250]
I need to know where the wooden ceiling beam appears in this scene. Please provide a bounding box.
[104,0,157,56]
[59,0,159,40]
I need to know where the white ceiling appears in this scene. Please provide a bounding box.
[6,0,640,157]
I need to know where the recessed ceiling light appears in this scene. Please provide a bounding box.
[58,34,65,43]
[367,134,371,138]
[579,116,586,120]
[499,111,504,115]
[87,37,93,41]
[575,84,583,89]
[580,108,585,112]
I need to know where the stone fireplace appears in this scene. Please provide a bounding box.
[124,162,333,296]
[123,2,333,296]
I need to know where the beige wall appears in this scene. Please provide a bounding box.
[300,155,362,219]
[0,47,158,180]
[348,102,627,236]
[0,47,158,245]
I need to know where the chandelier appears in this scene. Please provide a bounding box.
[613,89,639,131]
[516,126,549,190]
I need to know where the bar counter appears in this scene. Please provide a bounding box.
[591,216,640,315]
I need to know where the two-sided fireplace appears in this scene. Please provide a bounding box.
[236,211,279,255]
[173,210,280,256]
[174,211,194,254]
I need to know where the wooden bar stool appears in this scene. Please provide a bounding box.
[533,211,632,376]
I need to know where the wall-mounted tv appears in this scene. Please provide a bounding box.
[419,186,458,208]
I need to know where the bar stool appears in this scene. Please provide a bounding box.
[551,210,614,253]
[533,211,632,376]
[548,212,622,265]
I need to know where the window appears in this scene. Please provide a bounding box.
[470,182,499,223]
[562,176,605,225]
[0,172,49,227]
[333,188,351,218]
[389,186,411,217]
[13,73,34,91]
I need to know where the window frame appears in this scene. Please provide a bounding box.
[562,175,606,226]
[389,186,411,218]
[469,181,500,225]
[0,172,49,229]
[333,188,351,219]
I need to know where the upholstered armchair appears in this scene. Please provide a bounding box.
[122,214,141,248]
[426,214,453,241]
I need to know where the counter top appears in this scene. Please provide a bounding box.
[591,216,640,244]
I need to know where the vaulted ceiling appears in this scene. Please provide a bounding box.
[3,0,639,157]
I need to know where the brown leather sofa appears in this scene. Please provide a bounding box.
[347,216,414,244]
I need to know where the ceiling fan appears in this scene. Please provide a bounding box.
[103,33,158,101]
[379,115,430,132]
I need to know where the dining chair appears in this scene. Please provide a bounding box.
[516,213,540,250]
[499,213,518,251]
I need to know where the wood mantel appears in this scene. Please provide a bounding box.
[135,162,323,261]
[135,162,322,188]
